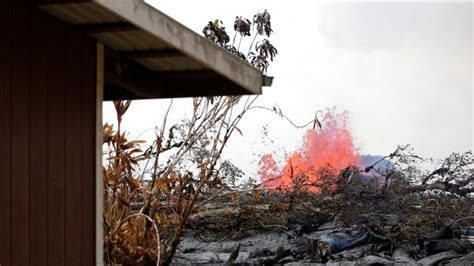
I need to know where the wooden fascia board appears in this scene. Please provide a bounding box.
[94,0,263,95]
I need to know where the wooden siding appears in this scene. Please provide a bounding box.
[0,1,97,265]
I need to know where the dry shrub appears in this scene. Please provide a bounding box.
[102,11,280,265]
[302,146,474,245]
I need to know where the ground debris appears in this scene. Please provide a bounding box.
[416,250,461,265]
[172,173,474,265]
[443,251,474,265]
[392,247,417,264]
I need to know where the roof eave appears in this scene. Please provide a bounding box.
[93,0,263,95]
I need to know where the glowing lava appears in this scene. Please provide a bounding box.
[258,109,360,193]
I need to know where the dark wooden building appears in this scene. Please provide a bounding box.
[0,0,266,264]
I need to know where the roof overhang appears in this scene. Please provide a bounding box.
[36,0,267,100]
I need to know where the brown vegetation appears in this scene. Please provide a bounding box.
[101,10,473,265]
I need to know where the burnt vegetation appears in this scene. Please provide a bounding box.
[103,11,280,265]
[177,147,473,265]
[202,10,277,73]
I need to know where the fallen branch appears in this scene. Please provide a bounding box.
[224,243,241,266]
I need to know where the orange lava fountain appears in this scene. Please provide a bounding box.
[258,109,361,193]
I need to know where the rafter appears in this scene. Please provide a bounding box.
[75,22,138,34]
[121,49,184,60]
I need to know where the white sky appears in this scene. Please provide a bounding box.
[103,1,473,177]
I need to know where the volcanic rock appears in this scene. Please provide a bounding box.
[416,250,461,265]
